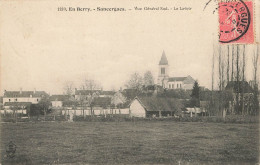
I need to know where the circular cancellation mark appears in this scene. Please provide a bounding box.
[219,0,251,43]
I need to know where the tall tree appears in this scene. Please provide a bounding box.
[38,96,51,121]
[218,45,226,116]
[190,81,200,107]
[241,45,246,115]
[231,45,235,82]
[227,45,230,83]
[210,43,216,116]
[125,72,143,91]
[143,71,154,86]
[236,45,240,114]
[252,44,259,115]
[63,81,74,98]
[83,79,101,117]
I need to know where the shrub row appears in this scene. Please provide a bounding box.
[1,114,258,123]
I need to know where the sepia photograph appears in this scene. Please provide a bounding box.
[0,0,259,164]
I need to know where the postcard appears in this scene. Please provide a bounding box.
[0,0,259,164]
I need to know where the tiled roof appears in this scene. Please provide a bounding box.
[4,102,32,107]
[93,97,111,107]
[50,95,70,101]
[4,91,48,98]
[134,96,183,111]
[159,51,168,65]
[101,91,116,95]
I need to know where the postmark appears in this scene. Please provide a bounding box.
[218,0,254,44]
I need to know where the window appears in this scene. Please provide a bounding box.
[15,98,17,101]
[173,84,174,89]
[169,84,171,88]
[177,84,179,88]
[180,84,182,88]
[9,99,11,102]
[37,99,39,102]
[161,68,165,74]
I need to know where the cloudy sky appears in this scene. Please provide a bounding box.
[1,0,259,94]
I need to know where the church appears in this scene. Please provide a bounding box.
[157,51,195,90]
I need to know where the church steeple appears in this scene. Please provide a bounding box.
[159,50,168,65]
[158,51,169,87]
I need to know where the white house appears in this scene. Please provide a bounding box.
[129,97,179,118]
[50,95,71,108]
[129,98,146,117]
[2,90,48,114]
[3,89,48,106]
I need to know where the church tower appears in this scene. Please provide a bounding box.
[157,51,169,87]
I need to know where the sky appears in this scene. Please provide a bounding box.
[0,0,259,95]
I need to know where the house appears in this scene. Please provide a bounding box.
[2,89,48,113]
[129,96,183,118]
[3,89,48,105]
[50,95,71,108]
[93,97,111,109]
[157,51,195,90]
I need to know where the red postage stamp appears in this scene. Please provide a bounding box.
[218,0,254,44]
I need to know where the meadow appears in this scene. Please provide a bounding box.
[1,121,259,164]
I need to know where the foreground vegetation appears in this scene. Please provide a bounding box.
[1,121,259,164]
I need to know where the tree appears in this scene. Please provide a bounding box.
[190,81,200,107]
[143,71,154,86]
[82,78,101,117]
[125,72,143,91]
[226,45,230,83]
[38,96,51,121]
[111,91,126,109]
[63,81,74,98]
[10,105,19,123]
[252,44,259,115]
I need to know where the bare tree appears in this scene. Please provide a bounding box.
[252,44,259,87]
[143,71,154,87]
[218,45,226,91]
[252,44,259,115]
[210,43,216,116]
[125,72,143,91]
[83,79,101,117]
[218,45,226,116]
[231,45,235,82]
[241,45,246,115]
[235,45,241,114]
[227,45,230,83]
[63,81,74,98]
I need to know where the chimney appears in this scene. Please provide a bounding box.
[20,88,22,94]
[34,88,36,94]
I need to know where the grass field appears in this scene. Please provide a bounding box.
[1,121,259,164]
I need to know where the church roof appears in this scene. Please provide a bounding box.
[159,51,168,65]
[168,77,187,82]
[168,75,195,84]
